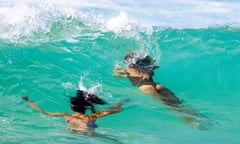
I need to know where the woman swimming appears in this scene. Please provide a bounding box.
[114,52,182,106]
[21,90,125,135]
[113,52,210,129]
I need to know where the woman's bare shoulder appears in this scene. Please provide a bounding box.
[70,112,87,119]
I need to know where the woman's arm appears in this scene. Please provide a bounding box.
[113,65,128,77]
[21,96,70,117]
[91,103,122,118]
[91,99,129,118]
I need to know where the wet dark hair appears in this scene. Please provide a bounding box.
[124,52,159,72]
[70,90,107,113]
[136,55,154,66]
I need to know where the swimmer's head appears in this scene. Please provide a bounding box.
[70,90,107,113]
[76,90,107,105]
[136,55,154,66]
[124,52,137,64]
[84,93,108,105]
[124,52,159,71]
[128,63,135,68]
[70,104,87,113]
[70,91,90,113]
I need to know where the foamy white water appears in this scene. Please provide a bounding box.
[0,0,239,31]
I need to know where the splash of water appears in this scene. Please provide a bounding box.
[78,76,103,96]
[106,11,137,34]
[78,76,87,92]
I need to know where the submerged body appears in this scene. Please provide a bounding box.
[21,96,122,134]
[114,66,181,107]
[113,53,210,129]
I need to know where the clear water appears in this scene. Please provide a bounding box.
[0,0,240,144]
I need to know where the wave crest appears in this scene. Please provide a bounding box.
[0,3,154,45]
[0,3,87,44]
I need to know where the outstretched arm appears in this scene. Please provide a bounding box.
[21,96,70,117]
[91,99,129,118]
[113,65,128,77]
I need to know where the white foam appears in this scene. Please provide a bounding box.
[78,76,87,92]
[106,11,136,33]
[88,83,102,95]
[2,0,240,29]
[0,0,239,43]
[78,76,103,96]
[0,2,81,43]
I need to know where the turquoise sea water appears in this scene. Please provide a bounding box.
[0,1,240,144]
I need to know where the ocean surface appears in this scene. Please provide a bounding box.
[0,0,240,144]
